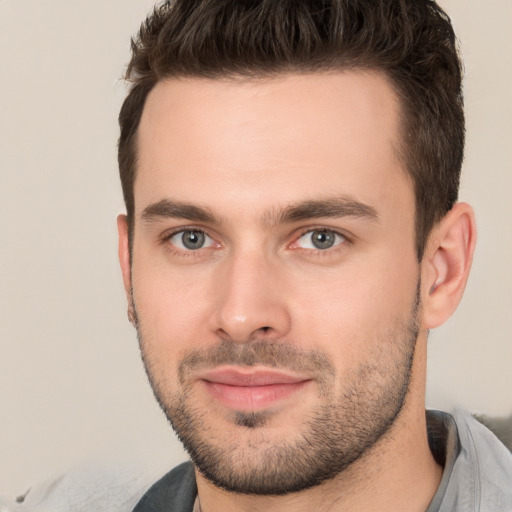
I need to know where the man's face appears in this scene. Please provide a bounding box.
[122,72,422,494]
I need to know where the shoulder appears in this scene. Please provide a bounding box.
[453,409,512,510]
[0,462,168,512]
[473,412,512,452]
[132,462,196,512]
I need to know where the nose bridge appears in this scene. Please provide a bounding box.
[210,245,291,342]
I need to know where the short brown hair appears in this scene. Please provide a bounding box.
[118,0,464,259]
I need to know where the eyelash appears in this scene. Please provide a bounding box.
[290,227,351,255]
[160,226,352,256]
[160,227,219,257]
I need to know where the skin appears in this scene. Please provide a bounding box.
[118,71,476,511]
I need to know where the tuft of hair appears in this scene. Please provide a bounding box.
[119,0,464,259]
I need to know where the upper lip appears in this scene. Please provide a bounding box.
[198,367,310,386]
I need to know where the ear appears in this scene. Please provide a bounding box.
[421,202,477,329]
[117,214,136,326]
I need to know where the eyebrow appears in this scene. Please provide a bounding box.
[275,196,379,225]
[141,199,217,224]
[140,195,379,226]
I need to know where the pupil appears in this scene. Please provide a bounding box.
[182,231,205,250]
[312,230,334,249]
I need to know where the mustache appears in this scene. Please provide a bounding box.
[177,339,335,384]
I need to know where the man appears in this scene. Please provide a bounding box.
[113,0,512,511]
[2,1,509,511]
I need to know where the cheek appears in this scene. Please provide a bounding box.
[131,259,215,356]
[287,253,418,365]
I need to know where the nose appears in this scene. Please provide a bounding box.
[208,249,292,343]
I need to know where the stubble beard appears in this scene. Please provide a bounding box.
[134,289,420,496]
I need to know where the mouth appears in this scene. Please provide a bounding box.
[197,366,312,412]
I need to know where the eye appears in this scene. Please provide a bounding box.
[295,229,345,250]
[168,230,216,251]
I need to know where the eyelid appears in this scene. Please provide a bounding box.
[158,224,351,254]
[289,226,352,251]
[161,226,221,251]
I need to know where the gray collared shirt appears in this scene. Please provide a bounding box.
[426,409,512,511]
[2,409,511,512]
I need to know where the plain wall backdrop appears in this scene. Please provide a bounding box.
[0,0,511,497]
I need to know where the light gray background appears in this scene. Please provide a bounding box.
[0,0,511,497]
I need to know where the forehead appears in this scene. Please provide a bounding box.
[135,71,411,222]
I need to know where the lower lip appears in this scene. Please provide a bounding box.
[202,380,309,411]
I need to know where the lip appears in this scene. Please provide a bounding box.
[197,367,311,411]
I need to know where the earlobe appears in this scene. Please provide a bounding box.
[421,202,477,329]
[117,214,136,326]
